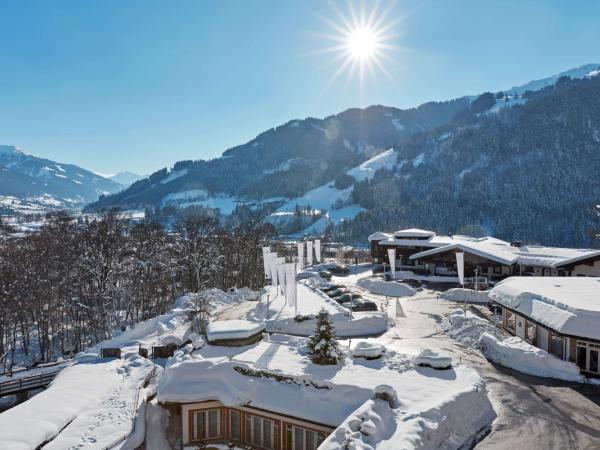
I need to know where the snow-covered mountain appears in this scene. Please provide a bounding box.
[109,171,147,187]
[85,63,600,246]
[0,146,123,214]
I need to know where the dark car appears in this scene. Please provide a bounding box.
[327,288,349,298]
[322,284,346,293]
[342,299,378,312]
[318,270,333,280]
[334,293,363,303]
[329,264,350,275]
[354,300,378,312]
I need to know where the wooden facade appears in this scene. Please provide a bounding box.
[178,400,334,450]
[498,304,600,377]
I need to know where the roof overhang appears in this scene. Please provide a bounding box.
[410,243,517,266]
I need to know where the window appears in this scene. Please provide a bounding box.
[286,425,326,450]
[192,409,222,441]
[245,413,280,450]
[550,334,565,360]
[230,409,241,441]
[525,321,536,344]
[493,266,502,274]
[505,311,516,333]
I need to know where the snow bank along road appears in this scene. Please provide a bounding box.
[333,271,600,450]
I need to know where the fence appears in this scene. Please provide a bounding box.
[0,370,61,396]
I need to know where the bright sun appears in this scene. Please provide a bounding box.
[347,27,378,60]
[312,1,401,89]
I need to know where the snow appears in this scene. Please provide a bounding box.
[357,278,416,297]
[440,288,489,304]
[159,168,187,184]
[0,353,155,450]
[487,96,527,114]
[246,283,388,337]
[412,153,425,167]
[0,290,244,449]
[346,148,397,182]
[158,337,495,450]
[479,333,584,382]
[206,320,265,342]
[352,341,386,359]
[444,309,500,349]
[489,277,600,340]
[506,63,600,96]
[413,349,452,369]
[144,399,171,450]
[391,118,405,131]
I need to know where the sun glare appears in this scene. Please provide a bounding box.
[312,1,403,90]
[347,27,378,60]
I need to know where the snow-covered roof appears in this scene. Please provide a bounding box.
[206,320,264,342]
[158,337,494,448]
[489,277,600,340]
[368,231,392,241]
[410,241,519,265]
[392,228,436,238]
[408,239,600,269]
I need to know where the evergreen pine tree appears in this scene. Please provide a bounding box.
[308,308,341,365]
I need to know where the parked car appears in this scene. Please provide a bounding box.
[329,264,350,275]
[322,284,346,293]
[318,270,333,280]
[341,299,378,312]
[334,293,363,303]
[327,288,349,298]
[354,300,378,312]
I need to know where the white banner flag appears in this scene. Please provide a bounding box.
[315,239,322,263]
[387,248,396,279]
[285,263,297,309]
[297,242,304,271]
[307,241,313,266]
[262,247,271,279]
[456,252,465,286]
[269,253,278,286]
[277,258,286,295]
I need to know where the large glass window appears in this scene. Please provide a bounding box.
[550,335,565,360]
[525,321,536,344]
[230,409,241,441]
[287,425,326,450]
[577,344,587,371]
[505,311,516,333]
[245,413,280,450]
[192,409,222,441]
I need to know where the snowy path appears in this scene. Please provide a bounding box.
[334,271,600,449]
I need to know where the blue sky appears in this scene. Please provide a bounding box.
[0,0,599,175]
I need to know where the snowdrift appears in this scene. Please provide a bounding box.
[479,333,584,382]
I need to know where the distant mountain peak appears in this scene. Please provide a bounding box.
[506,63,600,96]
[109,171,148,187]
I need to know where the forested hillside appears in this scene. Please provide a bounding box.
[336,74,600,247]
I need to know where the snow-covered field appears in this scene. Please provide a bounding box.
[246,283,388,337]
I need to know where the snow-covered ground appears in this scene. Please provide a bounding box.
[245,282,388,337]
[0,289,246,449]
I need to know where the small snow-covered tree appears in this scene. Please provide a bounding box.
[308,309,341,365]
